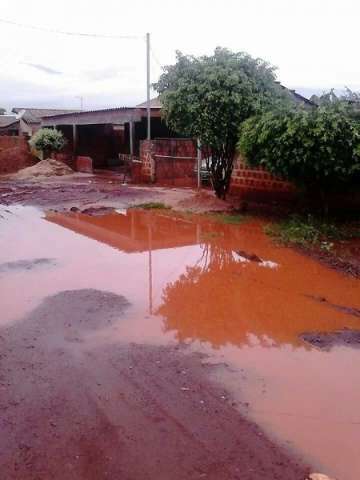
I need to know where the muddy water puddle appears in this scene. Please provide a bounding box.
[1,205,360,479]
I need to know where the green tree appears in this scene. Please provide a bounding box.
[238,106,360,212]
[154,47,288,198]
[310,88,360,120]
[29,128,66,159]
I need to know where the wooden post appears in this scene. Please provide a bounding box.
[72,124,77,158]
[197,138,201,189]
[129,121,134,156]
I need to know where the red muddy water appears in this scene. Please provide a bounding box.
[1,205,360,479]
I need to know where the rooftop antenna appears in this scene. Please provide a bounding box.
[76,96,84,111]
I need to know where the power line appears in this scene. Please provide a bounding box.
[0,17,142,40]
[150,46,163,70]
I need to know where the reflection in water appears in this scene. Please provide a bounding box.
[46,208,360,349]
[12,207,359,480]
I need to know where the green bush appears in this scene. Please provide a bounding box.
[29,128,66,158]
[238,106,360,210]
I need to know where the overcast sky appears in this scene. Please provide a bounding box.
[0,0,359,111]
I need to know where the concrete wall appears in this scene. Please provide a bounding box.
[139,139,197,186]
[153,138,197,158]
[0,136,35,174]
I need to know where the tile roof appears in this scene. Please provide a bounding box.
[0,115,19,128]
[279,84,316,106]
[136,97,162,109]
[12,108,80,124]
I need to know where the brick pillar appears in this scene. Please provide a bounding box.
[140,139,155,183]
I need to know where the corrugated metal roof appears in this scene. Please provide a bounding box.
[12,108,80,124]
[0,115,19,128]
[41,106,134,120]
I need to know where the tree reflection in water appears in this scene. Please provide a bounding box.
[157,234,358,349]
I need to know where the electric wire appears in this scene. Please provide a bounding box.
[0,17,142,40]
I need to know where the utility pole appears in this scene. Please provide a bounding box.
[146,32,151,141]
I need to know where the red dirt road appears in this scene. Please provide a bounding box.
[0,289,309,480]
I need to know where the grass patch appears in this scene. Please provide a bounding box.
[265,214,360,251]
[131,202,171,210]
[207,213,246,225]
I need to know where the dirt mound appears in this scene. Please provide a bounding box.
[12,159,73,180]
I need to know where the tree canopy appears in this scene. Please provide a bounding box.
[154,47,288,198]
[238,105,360,210]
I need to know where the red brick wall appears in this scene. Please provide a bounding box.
[139,139,297,198]
[153,138,196,158]
[154,156,196,186]
[0,135,27,151]
[0,136,35,174]
[229,155,296,201]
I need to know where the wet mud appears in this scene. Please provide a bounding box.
[1,205,360,479]
[0,288,308,480]
[296,242,360,279]
[0,178,159,210]
[301,329,360,349]
[305,294,360,318]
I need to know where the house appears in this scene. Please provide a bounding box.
[38,86,313,173]
[278,83,315,107]
[11,108,80,136]
[40,102,179,170]
[0,115,20,136]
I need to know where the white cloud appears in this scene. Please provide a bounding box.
[0,0,359,109]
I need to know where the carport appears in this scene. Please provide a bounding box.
[41,108,142,170]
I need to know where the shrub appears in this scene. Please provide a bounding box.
[29,128,66,159]
[238,106,360,211]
